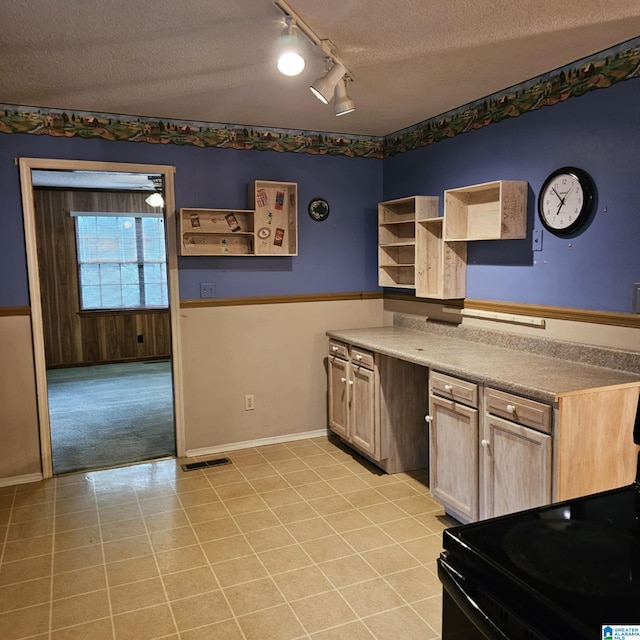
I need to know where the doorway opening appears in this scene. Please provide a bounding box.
[19,158,184,478]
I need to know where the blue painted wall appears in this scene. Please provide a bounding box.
[1,76,639,312]
[0,135,382,306]
[383,77,640,313]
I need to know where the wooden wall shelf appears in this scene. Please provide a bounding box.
[378,180,527,299]
[444,180,527,241]
[179,180,298,257]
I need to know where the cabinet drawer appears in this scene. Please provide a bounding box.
[485,388,551,434]
[350,347,375,370]
[431,371,478,408]
[328,340,349,360]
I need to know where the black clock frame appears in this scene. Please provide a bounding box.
[537,166,594,237]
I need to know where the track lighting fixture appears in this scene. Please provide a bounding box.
[274,0,356,116]
[310,61,346,105]
[277,15,305,77]
[333,77,355,116]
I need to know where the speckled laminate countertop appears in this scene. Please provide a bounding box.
[326,324,640,404]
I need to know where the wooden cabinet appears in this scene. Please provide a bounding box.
[328,340,379,459]
[178,180,297,256]
[428,372,480,522]
[378,196,438,289]
[350,357,377,456]
[248,180,298,256]
[327,347,349,439]
[415,218,466,299]
[327,341,430,473]
[444,180,527,241]
[482,386,552,519]
[429,374,552,523]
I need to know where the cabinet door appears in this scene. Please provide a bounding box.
[350,365,378,458]
[429,395,479,522]
[328,356,349,439]
[483,414,551,519]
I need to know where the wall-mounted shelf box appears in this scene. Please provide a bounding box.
[378,181,527,299]
[416,218,467,299]
[444,180,527,241]
[178,180,298,256]
[248,180,298,256]
[179,208,255,255]
[378,196,438,289]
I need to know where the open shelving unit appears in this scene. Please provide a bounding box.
[444,180,527,241]
[378,180,527,299]
[378,196,438,289]
[178,180,298,256]
[179,208,255,255]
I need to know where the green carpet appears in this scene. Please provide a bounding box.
[47,361,176,475]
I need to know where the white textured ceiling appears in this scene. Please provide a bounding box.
[1,0,639,137]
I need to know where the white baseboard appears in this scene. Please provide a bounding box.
[0,473,44,488]
[185,428,330,459]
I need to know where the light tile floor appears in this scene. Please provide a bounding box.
[0,435,457,640]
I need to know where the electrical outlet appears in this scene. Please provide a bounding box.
[244,394,255,411]
[200,282,216,298]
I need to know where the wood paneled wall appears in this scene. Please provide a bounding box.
[34,189,171,367]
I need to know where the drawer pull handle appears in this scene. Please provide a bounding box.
[348,380,354,385]
[506,404,516,414]
[424,415,432,423]
[444,384,453,392]
[481,439,490,447]
[340,377,347,383]
[355,354,362,360]
[332,346,338,352]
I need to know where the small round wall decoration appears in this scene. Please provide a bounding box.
[308,198,330,221]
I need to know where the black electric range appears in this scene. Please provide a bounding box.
[439,399,640,640]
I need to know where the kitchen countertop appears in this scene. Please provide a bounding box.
[326,324,640,404]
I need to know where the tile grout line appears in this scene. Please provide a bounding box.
[224,442,390,637]
[171,464,251,640]
[48,480,57,640]
[135,465,193,640]
[206,446,315,638]
[92,476,118,640]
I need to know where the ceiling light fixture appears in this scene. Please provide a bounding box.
[145,176,164,207]
[334,77,355,116]
[274,0,356,116]
[277,15,305,76]
[310,60,346,105]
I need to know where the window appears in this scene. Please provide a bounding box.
[74,213,168,310]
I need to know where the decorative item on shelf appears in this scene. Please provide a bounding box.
[308,198,330,221]
[537,167,595,237]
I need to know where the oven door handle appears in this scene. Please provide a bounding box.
[438,556,512,640]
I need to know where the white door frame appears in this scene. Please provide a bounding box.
[18,157,185,478]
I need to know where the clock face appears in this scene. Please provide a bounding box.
[538,167,594,236]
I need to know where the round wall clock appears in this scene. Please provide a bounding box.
[308,198,330,222]
[538,167,594,236]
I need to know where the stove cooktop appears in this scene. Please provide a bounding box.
[442,483,640,638]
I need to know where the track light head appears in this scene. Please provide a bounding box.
[310,60,346,104]
[277,16,305,76]
[334,77,355,116]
